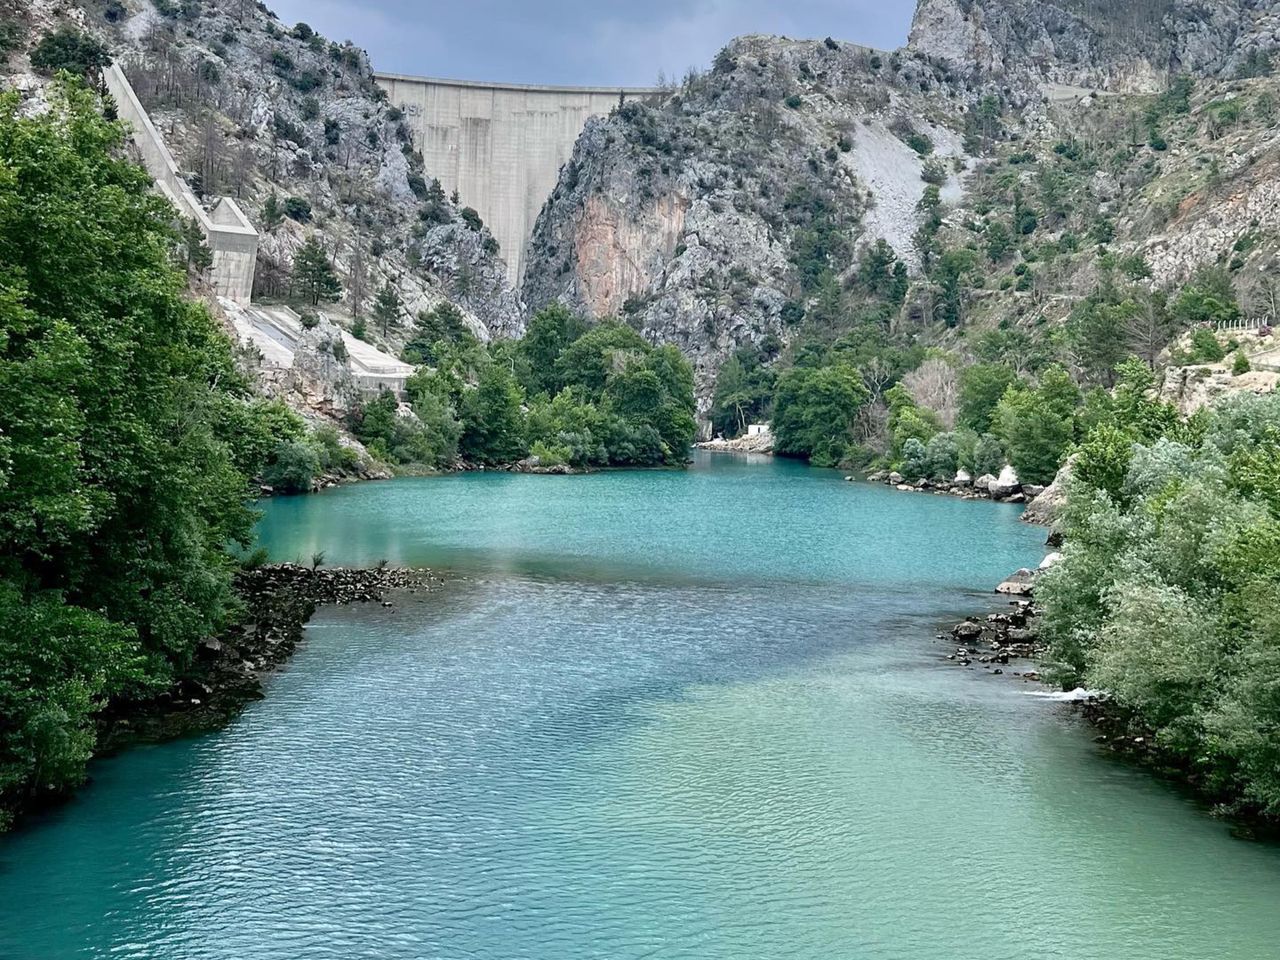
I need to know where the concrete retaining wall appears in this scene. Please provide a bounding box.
[104,63,258,303]
[376,73,661,285]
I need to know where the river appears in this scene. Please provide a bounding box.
[2,453,1279,959]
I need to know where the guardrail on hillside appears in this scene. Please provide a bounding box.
[103,62,258,304]
[1217,316,1272,333]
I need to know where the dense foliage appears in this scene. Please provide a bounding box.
[0,83,296,827]
[1038,391,1280,820]
[349,305,697,470]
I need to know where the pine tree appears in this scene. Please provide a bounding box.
[373,281,403,337]
[261,193,283,232]
[292,236,342,306]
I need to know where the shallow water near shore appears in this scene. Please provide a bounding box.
[3,453,1280,959]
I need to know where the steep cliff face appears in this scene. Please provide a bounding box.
[523,35,974,413]
[907,0,1280,94]
[525,3,1280,420]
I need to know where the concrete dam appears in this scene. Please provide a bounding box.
[374,73,661,285]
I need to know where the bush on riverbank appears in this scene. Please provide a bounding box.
[1037,391,1280,820]
[350,306,697,470]
[0,81,297,828]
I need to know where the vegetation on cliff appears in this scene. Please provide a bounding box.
[0,82,299,829]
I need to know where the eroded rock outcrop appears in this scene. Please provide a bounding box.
[908,0,1280,94]
[524,35,975,413]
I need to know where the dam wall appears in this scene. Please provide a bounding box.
[375,73,661,285]
[104,63,258,304]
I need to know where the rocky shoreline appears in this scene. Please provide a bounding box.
[96,564,442,751]
[864,466,1043,507]
[942,563,1280,837]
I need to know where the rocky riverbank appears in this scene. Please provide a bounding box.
[97,564,442,750]
[862,456,1074,527]
[696,427,775,455]
[940,561,1280,836]
[864,465,1044,506]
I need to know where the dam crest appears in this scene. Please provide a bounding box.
[374,73,663,285]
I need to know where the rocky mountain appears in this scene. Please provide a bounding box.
[522,35,978,417]
[908,0,1280,94]
[2,0,524,351]
[6,0,1279,433]
[523,1,1280,422]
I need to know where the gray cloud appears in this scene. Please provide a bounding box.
[263,0,914,85]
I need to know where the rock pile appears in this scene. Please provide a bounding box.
[863,466,1043,505]
[942,600,1041,678]
[98,565,441,748]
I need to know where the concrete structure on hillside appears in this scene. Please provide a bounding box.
[104,63,258,303]
[227,303,415,399]
[375,73,662,284]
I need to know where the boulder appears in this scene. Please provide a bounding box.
[867,470,888,483]
[995,568,1037,596]
[975,473,997,494]
[1039,552,1063,570]
[1023,454,1077,526]
[953,469,972,487]
[888,471,904,485]
[1021,484,1046,499]
[988,465,1021,499]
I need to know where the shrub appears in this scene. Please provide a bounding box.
[905,132,933,156]
[921,158,947,185]
[901,437,929,479]
[30,27,110,76]
[1188,327,1226,363]
[263,439,321,493]
[973,434,1005,476]
[283,196,312,222]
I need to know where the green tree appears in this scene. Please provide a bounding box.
[710,346,776,438]
[973,433,1005,476]
[1067,296,1136,386]
[262,439,321,494]
[772,364,869,466]
[985,221,1012,263]
[994,366,1079,484]
[0,81,284,824]
[292,236,342,305]
[402,302,470,365]
[261,193,284,232]
[517,304,591,397]
[554,321,649,397]
[372,281,403,337]
[30,27,110,78]
[958,363,1017,433]
[458,363,527,464]
[1073,423,1135,501]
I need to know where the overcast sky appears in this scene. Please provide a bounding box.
[264,0,916,87]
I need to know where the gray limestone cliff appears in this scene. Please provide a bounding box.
[907,0,1280,93]
[522,35,974,413]
[102,0,523,344]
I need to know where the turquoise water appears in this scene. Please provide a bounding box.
[3,453,1280,959]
